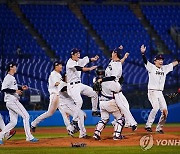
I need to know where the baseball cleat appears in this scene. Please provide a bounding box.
[131,125,137,131]
[31,125,36,132]
[124,123,131,128]
[156,130,164,134]
[0,139,4,145]
[79,135,91,139]
[93,134,101,140]
[68,130,74,137]
[92,111,101,117]
[29,138,39,142]
[113,135,125,140]
[6,130,16,140]
[71,120,80,133]
[145,127,152,132]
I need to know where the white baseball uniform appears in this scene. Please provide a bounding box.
[94,80,124,138]
[0,74,34,141]
[145,61,174,131]
[66,57,98,116]
[31,70,62,127]
[0,114,5,131]
[58,81,87,138]
[0,113,13,139]
[105,60,137,126]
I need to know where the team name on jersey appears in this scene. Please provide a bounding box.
[14,81,17,85]
[108,65,112,70]
[155,71,164,76]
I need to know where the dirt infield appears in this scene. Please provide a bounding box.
[2,126,180,147]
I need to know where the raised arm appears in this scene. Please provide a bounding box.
[120,52,129,64]
[172,60,179,67]
[75,66,97,72]
[89,55,99,62]
[141,44,147,64]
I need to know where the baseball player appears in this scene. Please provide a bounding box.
[93,66,125,140]
[66,48,100,121]
[0,62,38,145]
[0,113,16,140]
[31,61,63,132]
[141,45,179,134]
[97,46,137,131]
[58,74,88,138]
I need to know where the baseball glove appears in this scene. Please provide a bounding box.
[93,81,102,93]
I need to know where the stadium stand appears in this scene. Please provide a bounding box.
[0,2,179,109]
[0,4,46,57]
[142,5,180,56]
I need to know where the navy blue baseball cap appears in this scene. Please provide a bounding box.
[113,47,122,58]
[53,61,63,69]
[154,54,164,61]
[7,62,17,71]
[71,48,81,55]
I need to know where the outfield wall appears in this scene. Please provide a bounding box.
[1,103,179,127]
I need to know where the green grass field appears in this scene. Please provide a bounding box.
[0,124,179,154]
[0,146,180,154]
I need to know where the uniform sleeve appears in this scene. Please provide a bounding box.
[58,81,66,92]
[78,56,89,67]
[51,74,62,87]
[145,61,154,72]
[111,62,122,78]
[1,77,12,90]
[66,60,76,70]
[164,63,173,74]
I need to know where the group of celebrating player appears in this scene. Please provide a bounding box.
[0,44,179,144]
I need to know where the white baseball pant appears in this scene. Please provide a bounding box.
[0,114,5,130]
[67,83,98,110]
[109,81,136,126]
[0,97,34,141]
[31,93,59,127]
[114,92,137,126]
[94,99,124,138]
[146,90,168,131]
[58,103,86,138]
[67,83,98,120]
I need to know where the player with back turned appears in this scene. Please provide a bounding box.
[140,44,179,134]
[97,46,137,131]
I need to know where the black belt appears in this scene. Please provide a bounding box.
[100,93,114,100]
[148,89,162,91]
[70,81,80,85]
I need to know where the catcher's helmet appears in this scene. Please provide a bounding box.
[96,66,105,78]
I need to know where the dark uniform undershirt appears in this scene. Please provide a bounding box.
[142,54,147,65]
